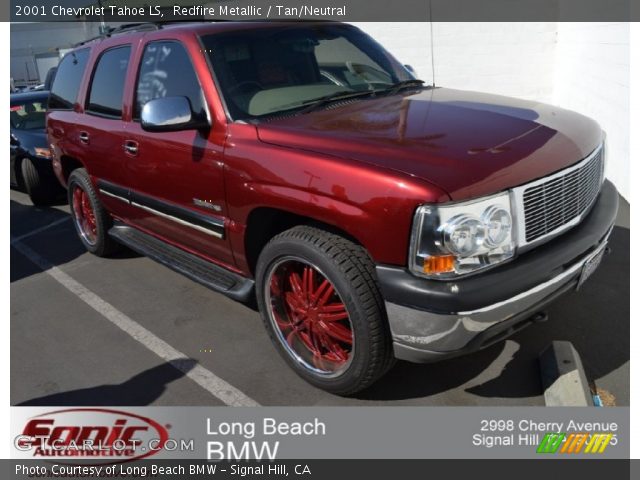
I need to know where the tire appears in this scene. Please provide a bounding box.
[21,158,58,206]
[67,168,120,257]
[256,226,395,395]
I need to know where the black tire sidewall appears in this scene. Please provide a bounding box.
[256,233,381,394]
[21,158,54,206]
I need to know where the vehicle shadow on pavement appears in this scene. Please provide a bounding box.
[16,360,197,406]
[11,199,140,283]
[356,226,630,404]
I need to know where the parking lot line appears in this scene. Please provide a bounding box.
[11,236,260,407]
[10,216,70,243]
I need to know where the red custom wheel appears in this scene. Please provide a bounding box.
[266,258,354,376]
[72,185,97,245]
[67,168,120,257]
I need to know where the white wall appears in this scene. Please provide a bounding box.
[553,22,630,203]
[353,22,630,201]
[10,22,102,82]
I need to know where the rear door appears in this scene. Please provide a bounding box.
[47,48,91,186]
[82,44,134,217]
[122,39,233,265]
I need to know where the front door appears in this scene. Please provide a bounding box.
[122,40,233,266]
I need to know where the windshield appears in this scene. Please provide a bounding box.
[200,24,415,120]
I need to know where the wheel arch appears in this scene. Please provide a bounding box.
[59,155,86,185]
[243,206,366,276]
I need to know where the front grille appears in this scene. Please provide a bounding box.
[522,146,604,243]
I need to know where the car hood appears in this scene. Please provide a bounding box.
[13,129,47,149]
[256,87,603,200]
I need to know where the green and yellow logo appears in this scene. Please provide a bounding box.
[537,433,613,454]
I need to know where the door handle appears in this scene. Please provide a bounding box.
[123,140,139,156]
[79,131,89,144]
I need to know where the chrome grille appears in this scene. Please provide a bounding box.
[521,146,604,243]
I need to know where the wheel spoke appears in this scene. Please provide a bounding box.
[311,279,331,305]
[302,266,314,302]
[298,329,317,353]
[316,282,335,307]
[317,331,349,362]
[289,272,304,297]
[270,275,281,296]
[318,304,349,322]
[285,292,307,320]
[319,321,353,344]
[273,312,292,330]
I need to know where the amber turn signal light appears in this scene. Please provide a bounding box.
[423,255,456,274]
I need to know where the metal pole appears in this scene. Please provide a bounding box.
[98,0,108,34]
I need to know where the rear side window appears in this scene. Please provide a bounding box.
[87,46,131,117]
[49,48,90,110]
[134,41,205,119]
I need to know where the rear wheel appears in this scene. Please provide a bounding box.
[256,226,394,395]
[68,168,120,257]
[21,158,59,206]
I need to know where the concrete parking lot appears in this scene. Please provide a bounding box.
[10,188,630,406]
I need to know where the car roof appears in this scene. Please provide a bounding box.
[10,91,50,105]
[73,21,341,48]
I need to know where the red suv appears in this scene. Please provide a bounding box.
[48,22,618,394]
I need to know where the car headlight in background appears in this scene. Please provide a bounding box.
[409,192,515,279]
[34,147,52,158]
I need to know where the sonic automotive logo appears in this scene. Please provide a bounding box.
[15,408,170,462]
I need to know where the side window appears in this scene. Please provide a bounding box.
[86,46,131,117]
[49,48,90,110]
[134,41,205,119]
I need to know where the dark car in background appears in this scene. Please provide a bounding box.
[10,90,62,205]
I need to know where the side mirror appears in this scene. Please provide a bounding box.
[10,133,19,146]
[404,64,417,76]
[141,96,209,132]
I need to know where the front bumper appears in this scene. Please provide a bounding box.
[377,180,619,363]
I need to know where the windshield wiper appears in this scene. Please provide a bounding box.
[381,79,427,96]
[297,90,376,115]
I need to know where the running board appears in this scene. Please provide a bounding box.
[108,224,254,303]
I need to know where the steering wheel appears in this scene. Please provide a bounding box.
[228,81,264,95]
[346,62,392,90]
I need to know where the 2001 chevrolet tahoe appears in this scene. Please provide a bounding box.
[47,22,618,394]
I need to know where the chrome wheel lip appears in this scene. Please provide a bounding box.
[71,185,97,246]
[264,255,355,379]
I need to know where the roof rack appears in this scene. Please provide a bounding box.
[72,20,239,47]
[73,22,163,47]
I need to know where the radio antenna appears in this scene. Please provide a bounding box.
[429,0,435,87]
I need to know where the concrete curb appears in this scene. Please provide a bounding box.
[539,341,594,406]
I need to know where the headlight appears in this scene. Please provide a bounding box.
[442,214,485,256]
[409,192,515,279]
[34,147,51,158]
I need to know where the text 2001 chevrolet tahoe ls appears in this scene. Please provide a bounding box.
[47,22,618,394]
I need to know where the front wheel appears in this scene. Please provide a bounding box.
[21,158,59,206]
[256,226,395,395]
